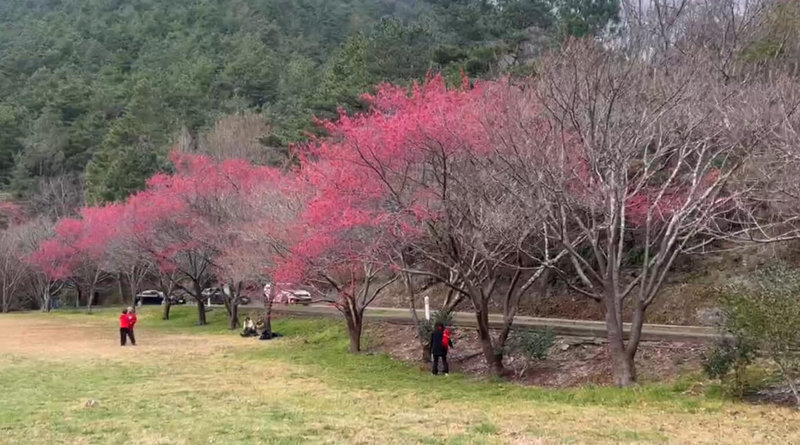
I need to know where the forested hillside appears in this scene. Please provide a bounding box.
[0,0,618,204]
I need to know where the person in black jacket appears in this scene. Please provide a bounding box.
[430,322,453,375]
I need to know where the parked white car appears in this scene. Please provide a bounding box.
[264,283,312,305]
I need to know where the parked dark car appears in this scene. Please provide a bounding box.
[202,287,251,305]
[135,290,187,306]
[167,294,187,305]
[202,287,224,304]
[135,290,165,306]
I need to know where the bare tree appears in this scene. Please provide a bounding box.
[520,39,800,386]
[16,217,61,312]
[396,152,566,374]
[215,179,302,334]
[175,112,290,166]
[29,174,84,220]
[105,232,154,307]
[617,0,770,79]
[0,226,30,312]
[306,260,399,353]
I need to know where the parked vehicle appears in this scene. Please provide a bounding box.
[135,290,165,306]
[135,290,187,306]
[202,287,224,305]
[167,294,187,305]
[264,283,313,305]
[202,287,251,305]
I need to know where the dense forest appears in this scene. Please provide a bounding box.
[0,0,619,204]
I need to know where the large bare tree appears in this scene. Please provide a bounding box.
[514,37,800,386]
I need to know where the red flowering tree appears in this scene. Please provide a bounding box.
[121,152,297,327]
[29,205,119,311]
[287,75,565,365]
[184,154,296,330]
[276,151,399,352]
[213,167,305,333]
[122,154,227,325]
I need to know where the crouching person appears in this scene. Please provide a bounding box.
[240,317,258,337]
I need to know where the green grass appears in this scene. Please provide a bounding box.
[1,306,798,444]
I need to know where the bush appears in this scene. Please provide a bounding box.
[701,337,755,396]
[717,261,800,406]
[702,340,735,380]
[506,328,554,378]
[513,328,555,361]
[418,309,454,346]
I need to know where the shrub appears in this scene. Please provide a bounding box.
[717,261,800,406]
[418,309,454,346]
[701,337,755,397]
[513,328,555,361]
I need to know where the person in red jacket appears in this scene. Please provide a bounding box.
[126,306,137,346]
[430,322,454,375]
[120,308,132,346]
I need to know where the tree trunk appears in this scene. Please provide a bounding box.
[625,300,646,369]
[262,294,274,338]
[193,281,207,325]
[162,300,171,320]
[229,303,239,330]
[159,278,173,320]
[497,319,513,360]
[401,267,428,362]
[40,287,51,312]
[443,289,464,314]
[128,270,142,307]
[422,343,431,362]
[610,344,636,387]
[87,288,97,313]
[475,298,503,375]
[117,273,128,306]
[343,305,363,353]
[196,298,207,325]
[222,283,240,329]
[604,302,636,386]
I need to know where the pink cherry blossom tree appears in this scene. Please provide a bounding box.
[287,75,565,366]
[29,204,119,311]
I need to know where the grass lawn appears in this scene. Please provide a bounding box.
[0,306,798,444]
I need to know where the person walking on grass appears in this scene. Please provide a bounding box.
[120,308,133,346]
[126,306,137,346]
[431,322,453,375]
